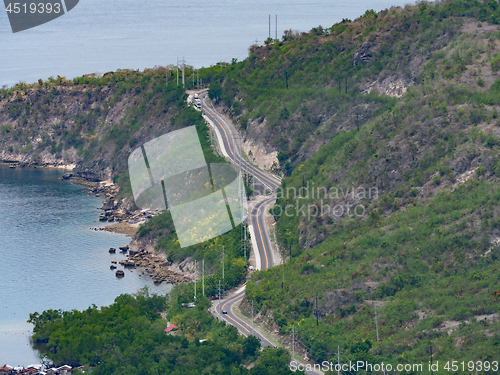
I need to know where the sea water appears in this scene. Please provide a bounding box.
[0,165,172,365]
[0,0,414,87]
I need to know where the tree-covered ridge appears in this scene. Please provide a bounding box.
[29,289,299,374]
[231,0,500,368]
[0,67,218,181]
[248,179,500,365]
[210,0,500,173]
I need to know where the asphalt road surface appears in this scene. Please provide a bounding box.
[199,92,320,374]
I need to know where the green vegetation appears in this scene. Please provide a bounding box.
[212,0,500,174]
[0,67,219,179]
[29,287,298,374]
[16,0,500,371]
[203,0,500,369]
[139,210,249,295]
[249,180,500,364]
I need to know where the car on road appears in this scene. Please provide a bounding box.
[222,309,228,314]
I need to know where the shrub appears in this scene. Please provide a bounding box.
[492,53,500,72]
[432,174,441,185]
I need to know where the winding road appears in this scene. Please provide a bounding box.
[198,91,321,374]
[198,91,279,326]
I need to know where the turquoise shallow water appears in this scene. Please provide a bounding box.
[0,165,172,366]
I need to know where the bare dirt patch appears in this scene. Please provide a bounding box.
[462,19,499,35]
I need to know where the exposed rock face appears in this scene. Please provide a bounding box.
[353,43,374,66]
[362,76,409,97]
[242,138,279,173]
[450,156,471,175]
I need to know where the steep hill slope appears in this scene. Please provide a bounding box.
[0,68,250,292]
[211,0,500,175]
[203,0,500,367]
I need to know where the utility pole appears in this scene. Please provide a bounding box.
[202,258,205,296]
[233,134,247,265]
[337,346,340,375]
[221,246,226,279]
[192,69,195,89]
[275,14,277,40]
[194,259,197,300]
[181,56,185,88]
[218,280,222,311]
[282,259,285,289]
[430,346,433,375]
[347,112,364,132]
[269,14,271,39]
[176,57,179,86]
[251,300,254,335]
[315,294,319,326]
[374,303,379,342]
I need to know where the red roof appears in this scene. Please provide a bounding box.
[164,324,178,332]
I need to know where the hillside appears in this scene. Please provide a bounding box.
[5,0,500,370]
[0,67,218,183]
[204,0,500,367]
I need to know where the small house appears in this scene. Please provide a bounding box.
[164,324,178,334]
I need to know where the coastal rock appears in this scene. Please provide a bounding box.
[119,259,136,267]
[115,269,124,277]
[123,252,192,285]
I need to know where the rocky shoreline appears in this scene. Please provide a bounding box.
[118,248,192,285]
[3,162,195,286]
[60,172,195,286]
